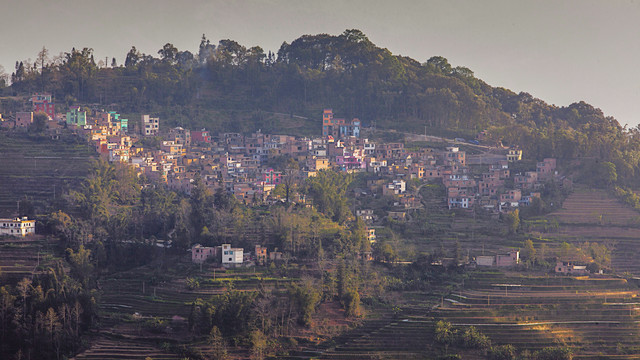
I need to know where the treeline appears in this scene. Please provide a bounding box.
[0,255,97,359]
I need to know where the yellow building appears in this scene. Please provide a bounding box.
[507,148,523,162]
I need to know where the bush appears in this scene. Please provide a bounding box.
[460,326,491,349]
[186,277,200,290]
[489,344,516,360]
[342,288,362,318]
[145,317,167,333]
[534,346,573,360]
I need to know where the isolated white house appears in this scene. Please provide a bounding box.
[221,244,243,266]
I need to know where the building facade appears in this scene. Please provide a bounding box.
[221,244,243,266]
[322,109,360,139]
[31,93,55,120]
[0,217,36,237]
[141,115,160,136]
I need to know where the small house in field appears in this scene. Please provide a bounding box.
[269,251,283,261]
[475,250,519,267]
[496,250,520,267]
[476,256,495,267]
[555,260,588,275]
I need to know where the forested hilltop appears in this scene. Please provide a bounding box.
[3,29,640,187]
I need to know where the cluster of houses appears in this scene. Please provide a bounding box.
[1,97,567,216]
[0,98,605,276]
[191,243,282,267]
[442,147,565,212]
[472,250,593,275]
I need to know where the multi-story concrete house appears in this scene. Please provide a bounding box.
[31,93,55,120]
[221,244,243,266]
[0,217,36,237]
[141,115,160,136]
[376,143,405,159]
[447,187,475,209]
[167,127,191,147]
[191,244,219,264]
[191,129,211,144]
[500,189,522,204]
[514,171,538,189]
[507,148,523,162]
[536,158,557,180]
[322,109,360,138]
[15,112,33,128]
[67,107,87,126]
[441,146,466,166]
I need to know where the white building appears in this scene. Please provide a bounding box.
[0,217,36,237]
[141,115,159,136]
[221,244,243,266]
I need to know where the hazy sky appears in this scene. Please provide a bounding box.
[3,0,640,126]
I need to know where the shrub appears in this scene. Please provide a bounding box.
[534,346,573,360]
[145,317,167,333]
[186,277,200,290]
[489,344,516,360]
[460,326,491,349]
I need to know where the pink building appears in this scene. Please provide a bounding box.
[15,112,33,128]
[537,158,557,179]
[31,93,55,120]
[262,168,282,185]
[191,129,211,143]
[496,250,519,267]
[336,155,365,170]
[555,260,588,274]
[191,244,219,264]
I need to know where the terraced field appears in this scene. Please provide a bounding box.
[551,187,640,226]
[73,337,181,360]
[438,271,640,359]
[75,259,299,360]
[0,235,60,283]
[311,270,640,359]
[544,187,640,275]
[410,184,517,260]
[0,132,94,216]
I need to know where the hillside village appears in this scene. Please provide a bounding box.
[0,91,634,360]
[3,22,640,359]
[0,93,579,268]
[1,94,568,219]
